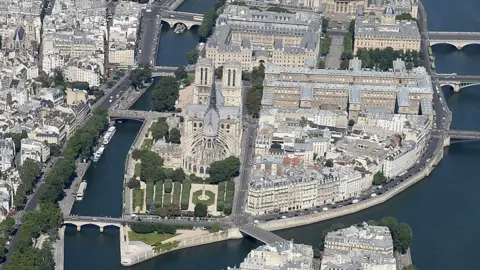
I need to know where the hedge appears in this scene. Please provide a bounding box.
[164,179,173,193]
[173,182,182,205]
[163,193,172,207]
[146,182,154,208]
[155,182,163,207]
[131,223,176,234]
[216,182,226,212]
[224,180,235,215]
[181,182,191,210]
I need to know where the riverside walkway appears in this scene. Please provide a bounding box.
[59,161,91,217]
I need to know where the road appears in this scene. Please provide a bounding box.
[137,7,161,65]
[65,215,222,228]
[325,35,343,69]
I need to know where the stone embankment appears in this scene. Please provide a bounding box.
[258,148,444,232]
[120,227,243,266]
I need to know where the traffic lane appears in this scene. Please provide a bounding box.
[96,78,131,110]
[233,126,255,215]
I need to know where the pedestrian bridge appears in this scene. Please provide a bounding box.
[160,10,203,29]
[448,130,480,143]
[429,31,480,50]
[437,74,480,92]
[238,225,287,245]
[109,109,177,122]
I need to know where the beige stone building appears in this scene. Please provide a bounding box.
[206,4,322,71]
[261,57,433,119]
[365,0,418,19]
[323,0,364,18]
[354,6,421,54]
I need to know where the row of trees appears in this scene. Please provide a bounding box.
[321,34,331,56]
[245,64,265,118]
[131,223,176,235]
[340,20,356,69]
[13,160,42,208]
[152,76,180,112]
[0,217,15,262]
[316,217,413,255]
[198,10,217,41]
[5,110,109,270]
[356,48,423,71]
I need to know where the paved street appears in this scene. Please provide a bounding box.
[325,35,344,69]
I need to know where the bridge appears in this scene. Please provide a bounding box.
[437,73,480,92]
[151,65,195,77]
[63,215,218,232]
[160,10,203,30]
[447,130,480,143]
[429,31,480,50]
[109,109,177,122]
[238,225,287,245]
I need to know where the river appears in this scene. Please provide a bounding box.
[64,0,480,269]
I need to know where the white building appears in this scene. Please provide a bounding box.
[383,140,418,178]
[64,57,103,87]
[42,51,65,75]
[321,223,397,270]
[228,241,314,270]
[20,138,50,165]
[0,138,15,172]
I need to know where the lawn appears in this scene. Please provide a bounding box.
[141,139,153,150]
[192,190,215,206]
[134,163,141,178]
[128,231,177,246]
[133,189,144,209]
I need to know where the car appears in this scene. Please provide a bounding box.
[352,199,360,204]
[281,215,287,219]
[371,193,377,198]
[322,207,329,211]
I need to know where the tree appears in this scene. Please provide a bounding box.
[167,204,181,216]
[198,10,217,40]
[127,178,141,189]
[155,207,168,217]
[209,222,223,233]
[373,171,387,185]
[174,66,188,81]
[348,119,355,126]
[325,159,334,167]
[396,13,415,21]
[130,64,152,89]
[48,143,61,157]
[317,59,325,69]
[53,68,65,86]
[208,156,241,184]
[172,168,185,182]
[245,64,265,118]
[152,76,180,112]
[215,66,224,79]
[194,203,208,217]
[393,223,413,252]
[150,120,169,141]
[168,128,181,144]
[321,34,331,55]
[186,49,199,65]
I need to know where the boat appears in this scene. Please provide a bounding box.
[76,181,88,201]
[174,24,186,34]
[103,126,116,145]
[117,120,123,123]
[93,146,105,163]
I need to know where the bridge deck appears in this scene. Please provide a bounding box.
[448,130,480,140]
[239,225,287,245]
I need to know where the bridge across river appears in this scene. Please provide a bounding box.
[448,130,480,143]
[429,31,480,50]
[160,10,203,29]
[109,109,178,122]
[437,73,480,91]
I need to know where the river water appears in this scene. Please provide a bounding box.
[64,0,480,269]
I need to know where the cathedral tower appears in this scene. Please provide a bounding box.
[221,60,243,106]
[193,58,214,105]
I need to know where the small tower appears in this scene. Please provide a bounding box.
[221,60,242,106]
[193,58,215,104]
[381,5,396,25]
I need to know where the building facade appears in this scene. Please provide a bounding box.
[0,138,15,172]
[20,138,50,165]
[206,5,322,71]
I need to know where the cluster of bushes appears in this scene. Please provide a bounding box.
[180,182,191,210]
[153,241,179,253]
[223,181,235,215]
[163,193,172,207]
[146,182,154,210]
[131,223,176,235]
[6,110,108,270]
[155,182,163,207]
[173,182,182,205]
[216,182,226,212]
[13,159,42,208]
[164,179,173,193]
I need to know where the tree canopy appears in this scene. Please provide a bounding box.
[14,159,42,209]
[208,156,241,184]
[168,128,181,144]
[198,10,217,41]
[150,119,169,141]
[194,203,208,217]
[245,64,265,118]
[174,66,188,81]
[152,76,180,112]
[373,171,388,185]
[130,64,152,89]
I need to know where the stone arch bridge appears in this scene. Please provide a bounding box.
[429,31,480,50]
[437,74,480,92]
[160,10,203,30]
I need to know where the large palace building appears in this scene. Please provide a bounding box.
[206,4,322,71]
[261,57,433,119]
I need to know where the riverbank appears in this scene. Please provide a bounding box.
[120,227,243,266]
[59,160,92,217]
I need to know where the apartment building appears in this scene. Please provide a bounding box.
[354,6,421,54]
[262,57,433,118]
[20,138,50,165]
[321,223,397,270]
[206,4,322,71]
[64,57,102,87]
[0,138,15,172]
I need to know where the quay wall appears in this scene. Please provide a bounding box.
[258,148,444,232]
[121,228,243,266]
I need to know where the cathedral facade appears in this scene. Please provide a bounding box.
[155,58,244,178]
